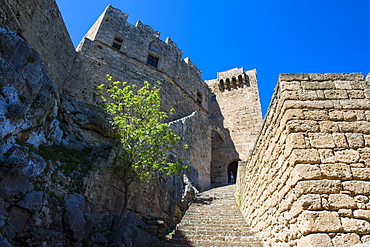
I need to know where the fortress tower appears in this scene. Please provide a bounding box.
[64,5,212,189]
[206,68,263,185]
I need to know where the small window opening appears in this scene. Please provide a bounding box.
[112,36,123,50]
[197,91,202,105]
[211,95,216,102]
[147,54,159,68]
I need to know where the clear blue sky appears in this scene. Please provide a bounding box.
[55,0,370,116]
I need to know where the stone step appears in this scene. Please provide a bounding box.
[172,232,259,241]
[176,225,253,232]
[160,184,262,247]
[172,230,254,237]
[163,239,263,247]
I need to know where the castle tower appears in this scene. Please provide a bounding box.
[206,68,263,185]
[64,5,212,190]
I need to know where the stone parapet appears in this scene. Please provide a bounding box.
[236,72,370,246]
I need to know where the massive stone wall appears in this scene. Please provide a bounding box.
[0,0,76,92]
[65,5,212,189]
[236,73,370,246]
[206,68,263,185]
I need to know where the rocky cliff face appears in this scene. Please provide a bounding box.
[0,27,195,246]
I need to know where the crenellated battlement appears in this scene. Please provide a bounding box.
[80,5,201,78]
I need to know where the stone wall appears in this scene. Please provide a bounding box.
[206,68,263,185]
[169,112,212,189]
[236,73,370,246]
[0,0,76,92]
[64,5,212,190]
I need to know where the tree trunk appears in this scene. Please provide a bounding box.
[115,181,130,235]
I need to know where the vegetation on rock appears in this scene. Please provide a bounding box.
[95,75,187,229]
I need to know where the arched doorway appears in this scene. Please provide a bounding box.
[227,161,238,183]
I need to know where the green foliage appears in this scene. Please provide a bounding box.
[34,144,94,175]
[96,75,186,185]
[5,102,26,120]
[27,56,36,63]
[237,194,242,207]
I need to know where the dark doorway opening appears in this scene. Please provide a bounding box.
[228,161,238,183]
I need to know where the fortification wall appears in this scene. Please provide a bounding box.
[206,68,263,185]
[68,6,207,112]
[64,6,212,189]
[236,73,370,246]
[0,0,76,92]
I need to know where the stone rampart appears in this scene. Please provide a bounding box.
[236,73,370,246]
[64,5,212,189]
[0,0,76,92]
[206,68,263,185]
[67,6,207,114]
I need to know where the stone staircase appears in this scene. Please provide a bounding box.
[162,184,262,247]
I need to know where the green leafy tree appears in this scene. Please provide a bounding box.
[95,75,186,228]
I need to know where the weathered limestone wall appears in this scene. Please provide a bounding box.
[0,0,76,92]
[206,68,263,185]
[236,73,370,246]
[169,112,212,189]
[65,5,211,189]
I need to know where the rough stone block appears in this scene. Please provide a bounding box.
[286,133,306,149]
[329,110,344,121]
[280,80,302,91]
[303,110,329,121]
[319,121,340,133]
[343,110,358,121]
[326,73,364,81]
[309,133,335,148]
[289,149,321,165]
[319,149,335,163]
[348,90,365,99]
[328,194,357,209]
[338,209,353,217]
[301,80,335,89]
[335,150,360,163]
[286,120,319,133]
[291,164,322,182]
[352,168,370,180]
[297,211,342,234]
[297,234,333,247]
[333,133,349,148]
[354,210,370,221]
[334,81,353,89]
[285,194,323,219]
[343,181,370,195]
[361,234,370,243]
[279,73,310,82]
[324,89,348,99]
[338,122,370,134]
[341,217,370,234]
[359,148,370,167]
[341,99,370,110]
[346,133,365,148]
[296,180,342,194]
[332,233,361,247]
[320,163,352,180]
[355,195,369,203]
[364,135,370,147]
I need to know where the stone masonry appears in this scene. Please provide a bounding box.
[206,68,263,185]
[65,5,212,189]
[236,73,370,246]
[2,0,370,246]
